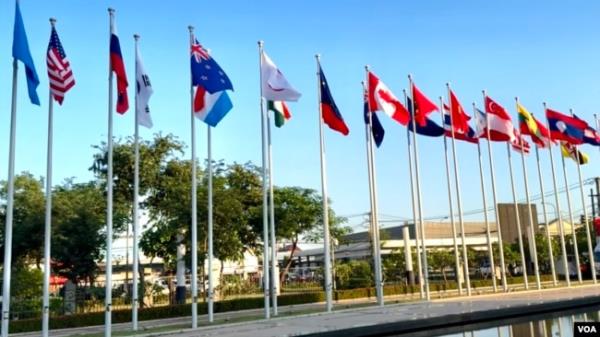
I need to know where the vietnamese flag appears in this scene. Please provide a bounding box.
[411,82,438,127]
[319,65,349,135]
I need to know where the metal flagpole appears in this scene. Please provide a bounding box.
[560,143,583,283]
[505,142,529,289]
[207,126,215,321]
[446,84,471,296]
[132,33,140,331]
[408,75,430,300]
[42,18,56,337]
[105,9,116,337]
[542,102,570,287]
[472,103,497,292]
[316,55,333,312]
[267,109,278,316]
[438,96,463,295]
[535,145,558,286]
[257,41,271,319]
[403,90,424,299]
[570,109,597,284]
[515,98,541,290]
[188,26,199,328]
[596,114,599,154]
[364,68,384,306]
[1,58,18,337]
[481,91,508,291]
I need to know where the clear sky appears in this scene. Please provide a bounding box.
[1,0,599,232]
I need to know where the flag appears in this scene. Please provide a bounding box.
[482,96,515,141]
[46,26,74,105]
[517,103,552,148]
[367,71,409,125]
[268,101,291,128]
[260,51,301,101]
[135,42,153,128]
[448,89,471,133]
[363,90,384,147]
[561,142,589,165]
[191,39,233,94]
[110,16,128,114]
[442,104,478,143]
[575,115,600,146]
[13,1,39,105]
[511,130,531,154]
[194,86,233,127]
[319,65,349,135]
[407,97,444,137]
[546,108,587,144]
[411,82,438,127]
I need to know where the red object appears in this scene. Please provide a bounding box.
[50,275,67,286]
[319,66,349,135]
[511,130,531,154]
[520,116,553,148]
[546,108,588,145]
[47,27,75,105]
[448,89,471,133]
[482,96,515,142]
[110,28,129,114]
[594,218,600,234]
[194,86,206,112]
[484,96,512,120]
[411,82,438,127]
[367,71,409,125]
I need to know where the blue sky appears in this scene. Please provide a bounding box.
[1,0,599,232]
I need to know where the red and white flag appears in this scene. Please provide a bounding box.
[482,95,516,142]
[367,71,409,125]
[46,26,74,104]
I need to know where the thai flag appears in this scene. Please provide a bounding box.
[110,17,128,114]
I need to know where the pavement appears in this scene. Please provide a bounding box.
[12,282,600,337]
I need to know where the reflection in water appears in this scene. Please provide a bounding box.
[438,310,600,337]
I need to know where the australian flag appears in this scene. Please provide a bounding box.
[190,39,233,94]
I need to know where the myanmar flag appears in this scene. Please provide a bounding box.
[268,100,291,127]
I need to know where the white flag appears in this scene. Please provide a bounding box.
[135,43,153,128]
[260,51,301,102]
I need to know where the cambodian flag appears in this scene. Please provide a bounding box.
[319,65,348,135]
[110,17,128,114]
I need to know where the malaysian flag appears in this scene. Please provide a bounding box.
[47,26,74,104]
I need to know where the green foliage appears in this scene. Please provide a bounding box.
[334,260,373,289]
[427,249,455,283]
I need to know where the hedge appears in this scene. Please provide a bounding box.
[7,275,555,333]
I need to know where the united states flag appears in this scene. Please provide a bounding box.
[47,26,74,104]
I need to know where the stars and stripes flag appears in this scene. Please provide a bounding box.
[47,26,75,104]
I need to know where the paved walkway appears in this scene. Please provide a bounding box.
[144,284,600,337]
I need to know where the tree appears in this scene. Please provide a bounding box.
[427,249,455,283]
[0,173,45,268]
[52,181,107,284]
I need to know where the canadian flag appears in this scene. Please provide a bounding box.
[367,71,409,126]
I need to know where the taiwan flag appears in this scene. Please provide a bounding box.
[110,15,128,114]
[319,65,349,135]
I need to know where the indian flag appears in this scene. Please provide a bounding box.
[268,100,291,128]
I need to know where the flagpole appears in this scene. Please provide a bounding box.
[542,102,570,287]
[446,84,471,296]
[266,103,278,316]
[515,98,541,290]
[471,103,497,292]
[570,108,597,284]
[402,90,424,298]
[105,9,116,337]
[482,90,508,291]
[408,74,430,300]
[534,145,558,286]
[188,25,199,328]
[595,114,599,154]
[41,18,56,337]
[505,141,529,289]
[316,55,333,312]
[364,68,384,306]
[257,40,271,319]
[207,125,215,322]
[438,96,463,295]
[560,142,583,283]
[131,33,140,331]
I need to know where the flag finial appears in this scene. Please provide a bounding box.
[258,40,264,48]
[108,8,115,14]
[408,74,413,81]
[133,34,140,41]
[49,18,56,26]
[364,65,370,72]
[315,54,320,60]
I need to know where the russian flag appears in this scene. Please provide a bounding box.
[319,66,349,135]
[194,86,232,127]
[110,18,128,114]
